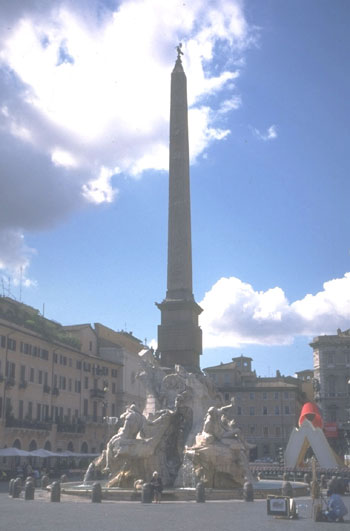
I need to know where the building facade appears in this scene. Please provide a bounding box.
[204,356,305,461]
[0,297,146,454]
[311,329,350,455]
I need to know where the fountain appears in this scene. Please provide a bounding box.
[60,357,309,500]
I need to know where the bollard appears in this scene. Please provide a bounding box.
[60,474,68,484]
[24,480,35,500]
[243,480,254,501]
[12,477,22,498]
[91,482,102,503]
[9,478,15,497]
[196,481,205,503]
[141,483,153,503]
[282,481,293,497]
[311,480,320,500]
[41,475,50,489]
[50,481,61,502]
[327,476,337,494]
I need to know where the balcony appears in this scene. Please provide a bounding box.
[57,421,86,434]
[19,379,27,389]
[5,418,52,431]
[90,388,106,399]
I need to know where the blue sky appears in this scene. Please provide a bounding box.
[0,0,349,377]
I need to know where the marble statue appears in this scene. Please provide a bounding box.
[184,401,253,489]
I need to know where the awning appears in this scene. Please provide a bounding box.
[29,449,56,458]
[0,447,31,457]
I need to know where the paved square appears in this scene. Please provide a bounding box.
[0,492,349,531]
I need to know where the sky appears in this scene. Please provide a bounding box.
[0,0,349,377]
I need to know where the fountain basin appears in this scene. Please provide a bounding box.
[59,480,309,501]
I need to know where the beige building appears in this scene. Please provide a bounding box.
[0,297,147,454]
[294,369,314,403]
[65,322,147,412]
[204,356,304,461]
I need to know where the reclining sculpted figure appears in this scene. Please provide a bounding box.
[185,403,253,489]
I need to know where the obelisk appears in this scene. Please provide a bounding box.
[156,44,202,371]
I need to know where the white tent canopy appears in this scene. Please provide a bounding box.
[0,447,30,457]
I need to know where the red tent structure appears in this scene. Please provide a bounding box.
[298,402,323,429]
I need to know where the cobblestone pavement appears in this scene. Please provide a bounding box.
[0,491,349,531]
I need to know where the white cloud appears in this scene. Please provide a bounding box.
[82,166,119,204]
[149,338,158,351]
[0,0,252,281]
[51,148,78,168]
[253,124,278,141]
[199,273,350,348]
[0,229,37,289]
[218,96,242,114]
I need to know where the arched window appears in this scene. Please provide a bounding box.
[29,440,37,451]
[67,441,74,452]
[81,442,88,454]
[44,440,51,451]
[13,439,21,449]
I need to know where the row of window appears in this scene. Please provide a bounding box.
[324,352,350,366]
[1,336,49,360]
[0,335,16,351]
[239,391,292,400]
[0,361,117,394]
[1,336,118,377]
[246,425,285,437]
[224,391,293,402]
[20,342,49,360]
[2,398,117,423]
[237,405,291,416]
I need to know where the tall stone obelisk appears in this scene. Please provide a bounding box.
[156,45,202,371]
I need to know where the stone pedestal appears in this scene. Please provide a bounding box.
[157,299,202,371]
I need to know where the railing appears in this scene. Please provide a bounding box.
[5,418,52,430]
[56,421,86,434]
[82,415,107,424]
[90,388,106,399]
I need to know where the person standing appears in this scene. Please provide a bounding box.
[150,471,163,503]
